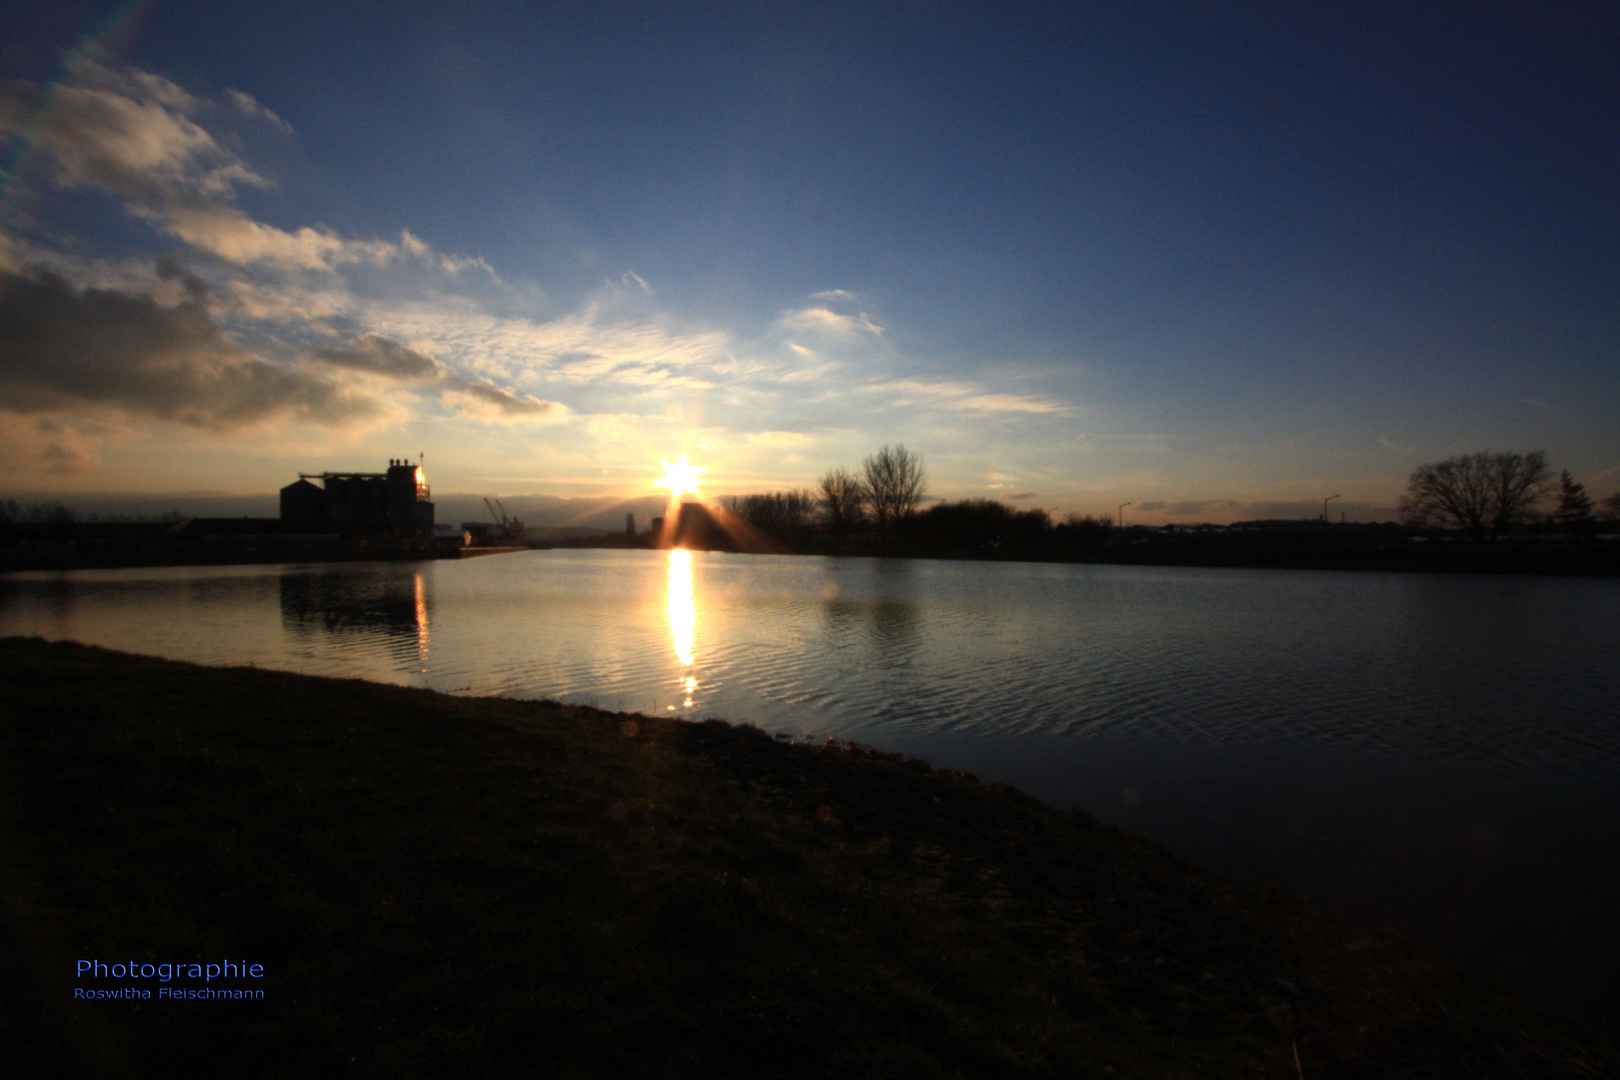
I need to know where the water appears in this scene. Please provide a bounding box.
[4,549,1618,1019]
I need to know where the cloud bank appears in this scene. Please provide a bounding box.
[0,266,373,429]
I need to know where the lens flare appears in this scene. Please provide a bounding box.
[656,455,705,501]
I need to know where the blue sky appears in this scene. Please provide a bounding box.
[1,1,1615,523]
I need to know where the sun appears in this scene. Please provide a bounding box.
[656,455,705,501]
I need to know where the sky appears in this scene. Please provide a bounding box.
[0,0,1615,525]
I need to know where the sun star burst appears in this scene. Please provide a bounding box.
[656,455,705,501]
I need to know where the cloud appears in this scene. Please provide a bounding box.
[0,265,377,430]
[38,434,98,475]
[225,88,293,134]
[0,69,266,205]
[780,306,883,340]
[0,258,568,444]
[441,379,563,420]
[862,378,1067,415]
[364,300,734,392]
[1006,490,1038,500]
[160,205,399,270]
[306,331,563,420]
[0,415,109,477]
[309,335,441,381]
[0,64,484,275]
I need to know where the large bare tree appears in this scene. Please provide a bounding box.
[1398,449,1555,540]
[818,466,866,543]
[861,444,926,541]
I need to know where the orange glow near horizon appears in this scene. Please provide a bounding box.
[656,454,706,502]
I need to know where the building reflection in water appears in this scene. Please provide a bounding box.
[667,548,697,710]
[278,567,432,672]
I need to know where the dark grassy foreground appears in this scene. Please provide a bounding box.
[0,640,1611,1079]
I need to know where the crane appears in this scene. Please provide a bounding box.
[481,497,524,544]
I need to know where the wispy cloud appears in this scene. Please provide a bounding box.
[305,332,563,419]
[224,88,293,134]
[360,298,734,392]
[780,306,884,340]
[861,378,1068,415]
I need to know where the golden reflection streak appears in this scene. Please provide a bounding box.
[667,548,695,668]
[413,571,430,670]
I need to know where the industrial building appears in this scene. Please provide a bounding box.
[280,459,436,536]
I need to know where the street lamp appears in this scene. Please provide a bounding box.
[1118,502,1132,530]
[1323,494,1340,522]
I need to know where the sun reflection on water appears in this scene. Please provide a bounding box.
[667,548,696,678]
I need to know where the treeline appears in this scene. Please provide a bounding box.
[719,445,1116,554]
[0,500,186,524]
[717,490,818,543]
[719,446,1620,554]
[900,502,1112,551]
[720,491,1115,554]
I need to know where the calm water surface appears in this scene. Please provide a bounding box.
[5,549,1618,1018]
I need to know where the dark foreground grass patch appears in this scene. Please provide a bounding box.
[1,637,1612,1078]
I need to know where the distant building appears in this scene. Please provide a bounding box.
[280,459,435,536]
[433,523,468,553]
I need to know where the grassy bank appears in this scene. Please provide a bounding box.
[1,638,1610,1078]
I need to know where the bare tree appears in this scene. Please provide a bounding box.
[1398,450,1555,540]
[861,444,926,541]
[818,466,866,543]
